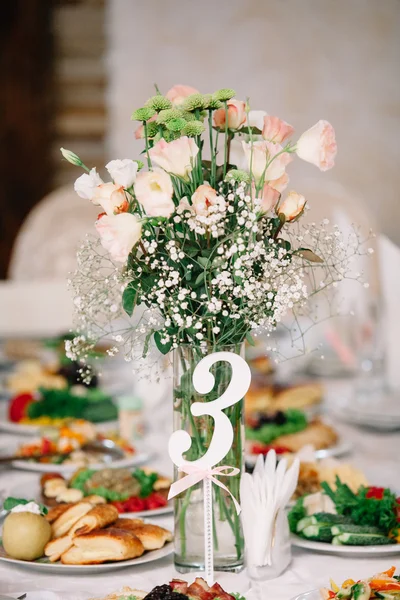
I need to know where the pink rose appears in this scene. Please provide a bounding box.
[242,141,293,183]
[95,212,142,263]
[134,170,174,218]
[91,183,128,215]
[269,172,289,193]
[149,136,199,180]
[277,191,306,222]
[213,99,247,130]
[295,120,337,171]
[191,184,219,216]
[253,182,280,213]
[262,115,294,143]
[166,84,199,106]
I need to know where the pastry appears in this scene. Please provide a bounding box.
[44,534,73,562]
[273,383,323,410]
[111,521,172,551]
[70,504,119,536]
[61,528,145,564]
[45,504,74,524]
[51,501,93,538]
[112,517,144,530]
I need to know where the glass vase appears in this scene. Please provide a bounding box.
[172,343,245,573]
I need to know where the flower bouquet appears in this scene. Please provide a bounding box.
[61,83,356,572]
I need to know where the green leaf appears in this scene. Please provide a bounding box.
[142,330,154,358]
[245,332,255,346]
[198,256,210,267]
[3,497,47,515]
[122,283,139,316]
[154,331,173,354]
[193,272,205,287]
[296,249,324,263]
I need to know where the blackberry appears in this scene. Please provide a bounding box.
[143,584,189,600]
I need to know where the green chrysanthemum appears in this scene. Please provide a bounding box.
[225,169,250,184]
[156,108,182,124]
[166,118,187,132]
[208,95,223,110]
[181,121,205,137]
[214,88,236,102]
[134,159,144,171]
[146,121,159,137]
[131,107,156,121]
[180,110,198,122]
[182,93,207,112]
[153,131,172,143]
[146,95,172,111]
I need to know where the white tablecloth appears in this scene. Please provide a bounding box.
[0,383,399,599]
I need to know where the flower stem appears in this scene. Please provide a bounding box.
[223,102,229,178]
[143,121,152,170]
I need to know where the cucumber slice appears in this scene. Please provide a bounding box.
[335,533,395,546]
[312,512,351,524]
[296,516,316,532]
[302,525,333,542]
[331,524,383,536]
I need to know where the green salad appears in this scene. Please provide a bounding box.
[246,409,307,443]
[288,477,400,546]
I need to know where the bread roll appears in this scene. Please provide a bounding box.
[71,505,119,536]
[85,495,107,505]
[113,517,144,530]
[61,528,144,564]
[44,534,73,562]
[51,502,93,538]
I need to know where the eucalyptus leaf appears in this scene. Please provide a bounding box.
[296,249,324,263]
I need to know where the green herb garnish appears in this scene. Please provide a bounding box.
[288,496,306,533]
[3,497,48,515]
[133,468,158,497]
[245,409,307,444]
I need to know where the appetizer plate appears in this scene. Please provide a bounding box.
[291,534,400,557]
[245,437,352,467]
[0,541,173,574]
[8,478,173,519]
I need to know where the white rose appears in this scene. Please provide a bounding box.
[95,213,142,263]
[247,110,267,131]
[106,159,138,188]
[74,168,103,200]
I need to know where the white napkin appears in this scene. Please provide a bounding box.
[240,451,299,569]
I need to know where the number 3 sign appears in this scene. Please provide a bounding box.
[168,351,251,584]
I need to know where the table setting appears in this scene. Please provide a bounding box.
[1,81,400,600]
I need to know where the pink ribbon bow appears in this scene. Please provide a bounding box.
[168,463,241,515]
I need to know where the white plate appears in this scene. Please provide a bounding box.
[0,541,173,574]
[291,534,400,557]
[245,437,352,467]
[9,451,151,474]
[331,406,400,431]
[7,477,173,519]
[291,589,320,600]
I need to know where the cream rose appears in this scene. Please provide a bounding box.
[278,191,306,221]
[262,115,294,143]
[166,84,199,106]
[74,168,103,200]
[95,213,142,263]
[191,184,219,216]
[91,183,128,215]
[149,136,199,180]
[247,110,267,131]
[242,141,293,183]
[214,99,247,130]
[295,120,337,171]
[134,169,174,217]
[106,159,138,188]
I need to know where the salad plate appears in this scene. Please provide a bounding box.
[290,590,320,600]
[0,541,173,574]
[245,437,352,467]
[291,535,400,557]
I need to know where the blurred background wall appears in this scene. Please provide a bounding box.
[0,0,399,279]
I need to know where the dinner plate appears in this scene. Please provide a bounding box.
[331,406,400,431]
[291,534,400,557]
[7,477,173,520]
[245,437,352,467]
[0,540,173,574]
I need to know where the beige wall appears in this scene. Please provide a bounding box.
[106,0,400,243]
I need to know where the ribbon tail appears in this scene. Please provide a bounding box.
[210,476,241,515]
